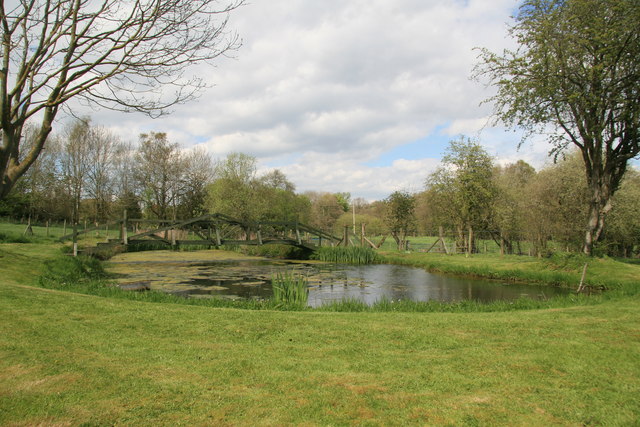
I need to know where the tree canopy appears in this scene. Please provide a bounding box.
[476,0,640,254]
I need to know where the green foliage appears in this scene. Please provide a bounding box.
[543,252,591,272]
[311,246,380,264]
[271,272,308,307]
[383,190,416,250]
[426,137,496,230]
[207,154,310,224]
[38,255,108,290]
[476,0,640,254]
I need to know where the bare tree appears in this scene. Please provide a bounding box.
[134,132,185,219]
[0,0,244,199]
[179,147,214,218]
[59,118,92,223]
[85,123,122,221]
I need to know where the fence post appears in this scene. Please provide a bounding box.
[295,223,302,245]
[215,226,222,247]
[72,222,78,257]
[343,226,349,247]
[122,210,128,245]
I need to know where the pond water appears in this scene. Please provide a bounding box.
[109,258,570,307]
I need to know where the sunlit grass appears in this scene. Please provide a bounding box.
[1,236,640,424]
[1,272,639,425]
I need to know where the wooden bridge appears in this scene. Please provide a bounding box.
[61,213,342,252]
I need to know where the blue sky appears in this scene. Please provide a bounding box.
[84,0,560,201]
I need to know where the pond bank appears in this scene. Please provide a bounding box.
[380,251,640,293]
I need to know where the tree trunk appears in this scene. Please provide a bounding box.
[582,180,613,256]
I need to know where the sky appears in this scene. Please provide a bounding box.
[80,0,557,201]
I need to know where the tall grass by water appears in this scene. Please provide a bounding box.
[311,246,380,264]
[271,272,308,307]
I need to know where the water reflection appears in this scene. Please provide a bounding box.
[110,259,569,307]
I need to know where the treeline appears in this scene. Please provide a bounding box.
[2,122,638,257]
[415,138,640,257]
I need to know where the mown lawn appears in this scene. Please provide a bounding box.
[1,242,639,425]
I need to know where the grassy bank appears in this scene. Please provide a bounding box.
[1,259,639,424]
[381,251,640,293]
[1,239,640,424]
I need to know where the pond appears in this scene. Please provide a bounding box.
[108,255,570,307]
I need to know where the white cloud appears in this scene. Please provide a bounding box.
[72,0,527,200]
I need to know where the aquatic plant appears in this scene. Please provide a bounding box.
[271,272,308,307]
[311,246,380,264]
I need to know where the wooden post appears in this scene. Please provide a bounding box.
[215,226,222,247]
[439,226,449,254]
[467,225,473,257]
[295,223,302,245]
[122,210,128,245]
[72,222,78,257]
[23,216,33,236]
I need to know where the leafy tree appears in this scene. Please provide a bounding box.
[426,137,497,250]
[476,0,640,254]
[603,170,640,257]
[334,192,351,212]
[305,191,345,232]
[492,160,536,253]
[523,153,590,254]
[384,191,416,250]
[207,153,259,223]
[0,0,244,200]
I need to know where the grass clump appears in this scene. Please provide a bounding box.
[38,254,109,292]
[311,246,380,264]
[271,272,308,307]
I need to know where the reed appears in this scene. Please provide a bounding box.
[311,246,380,264]
[271,272,309,307]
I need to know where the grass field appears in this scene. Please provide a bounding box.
[1,223,640,425]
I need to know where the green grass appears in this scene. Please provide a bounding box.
[1,258,639,424]
[1,227,640,424]
[381,250,640,293]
